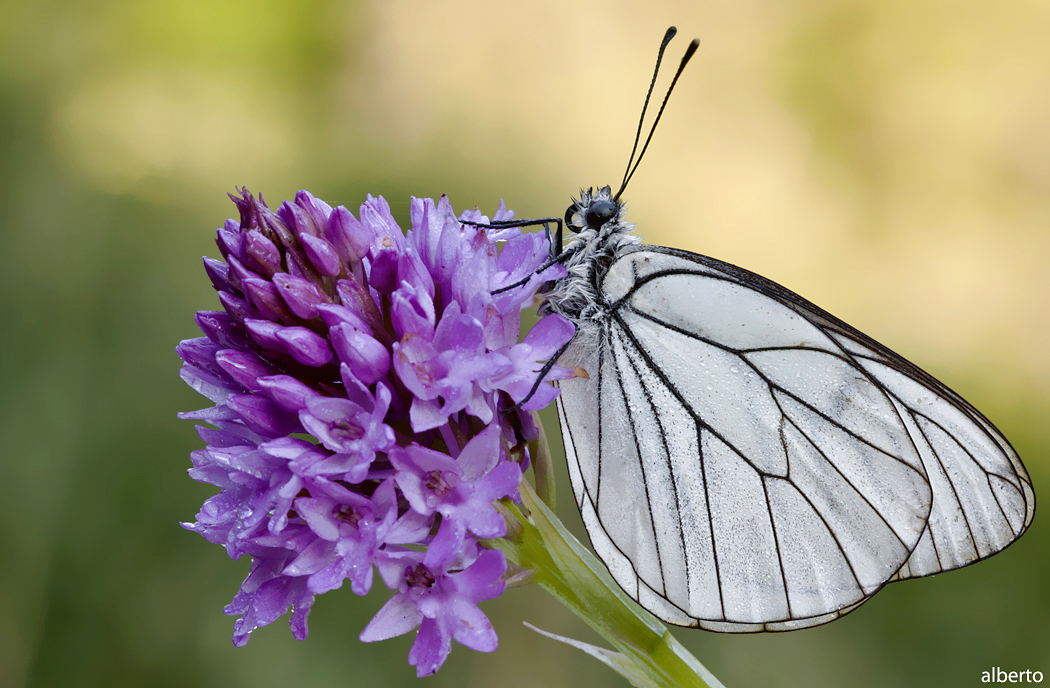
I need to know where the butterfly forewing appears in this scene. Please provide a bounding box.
[555,245,1033,631]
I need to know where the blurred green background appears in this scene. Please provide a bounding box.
[1,1,1047,686]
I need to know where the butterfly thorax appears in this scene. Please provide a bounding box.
[541,185,641,334]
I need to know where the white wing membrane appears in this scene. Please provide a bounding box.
[556,246,1034,631]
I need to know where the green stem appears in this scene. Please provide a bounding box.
[529,410,556,510]
[489,481,725,688]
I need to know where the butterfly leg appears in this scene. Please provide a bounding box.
[461,216,564,255]
[501,328,579,413]
[462,217,576,295]
[491,247,578,295]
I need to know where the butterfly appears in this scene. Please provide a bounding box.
[475,26,1035,632]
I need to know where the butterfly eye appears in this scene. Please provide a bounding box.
[564,204,582,233]
[584,200,618,229]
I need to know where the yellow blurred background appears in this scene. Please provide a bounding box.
[1,1,1047,686]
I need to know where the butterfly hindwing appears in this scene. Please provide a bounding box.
[555,245,1033,631]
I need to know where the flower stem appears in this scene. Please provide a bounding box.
[529,411,556,510]
[489,481,725,688]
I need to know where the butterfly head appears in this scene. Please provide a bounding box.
[565,185,624,234]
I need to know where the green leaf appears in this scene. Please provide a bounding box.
[524,622,664,688]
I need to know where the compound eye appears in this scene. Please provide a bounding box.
[564,204,582,233]
[584,200,617,229]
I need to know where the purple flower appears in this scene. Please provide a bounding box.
[224,537,316,647]
[283,478,396,596]
[360,548,507,677]
[392,426,521,567]
[297,380,395,483]
[392,302,512,432]
[492,313,577,410]
[178,189,574,671]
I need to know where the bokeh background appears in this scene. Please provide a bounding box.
[2,1,1048,686]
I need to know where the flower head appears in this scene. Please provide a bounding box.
[178,189,573,674]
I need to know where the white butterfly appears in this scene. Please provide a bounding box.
[549,185,1034,630]
[490,28,1035,632]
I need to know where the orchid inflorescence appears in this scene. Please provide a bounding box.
[177,189,576,676]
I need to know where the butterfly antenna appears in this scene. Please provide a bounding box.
[614,33,700,201]
[616,27,677,200]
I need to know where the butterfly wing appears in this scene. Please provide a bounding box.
[555,245,1033,631]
